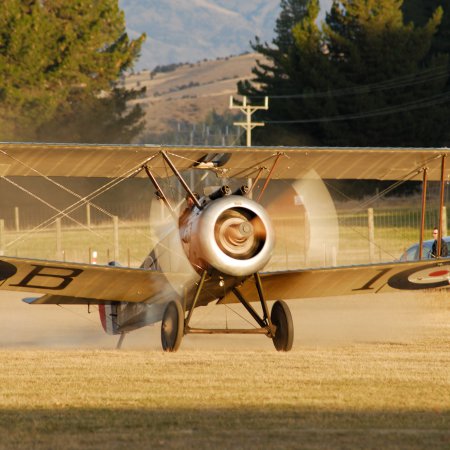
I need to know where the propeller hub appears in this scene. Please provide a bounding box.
[214,209,263,259]
[190,195,274,276]
[215,214,256,258]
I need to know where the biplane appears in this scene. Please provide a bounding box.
[0,142,449,352]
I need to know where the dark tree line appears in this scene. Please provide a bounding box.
[0,0,146,143]
[239,0,450,147]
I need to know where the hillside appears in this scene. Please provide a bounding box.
[119,0,334,71]
[124,53,266,139]
[119,0,280,71]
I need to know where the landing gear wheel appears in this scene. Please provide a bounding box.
[161,301,184,352]
[271,300,294,352]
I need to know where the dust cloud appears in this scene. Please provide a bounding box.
[0,290,446,351]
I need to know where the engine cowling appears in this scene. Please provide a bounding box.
[186,195,274,276]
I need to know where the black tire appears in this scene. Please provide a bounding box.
[271,300,294,352]
[161,301,184,352]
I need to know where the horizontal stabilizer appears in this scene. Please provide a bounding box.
[22,294,111,305]
[23,297,43,304]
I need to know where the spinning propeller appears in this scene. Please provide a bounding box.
[148,168,338,289]
[147,194,200,296]
[260,169,339,270]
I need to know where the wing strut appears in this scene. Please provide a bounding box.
[143,165,176,216]
[256,153,284,202]
[161,151,203,209]
[143,150,203,213]
[418,168,428,259]
[438,155,447,256]
[420,154,448,258]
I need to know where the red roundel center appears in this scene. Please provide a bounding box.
[428,270,450,277]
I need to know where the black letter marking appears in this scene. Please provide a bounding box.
[0,261,17,281]
[10,265,83,290]
[352,268,391,291]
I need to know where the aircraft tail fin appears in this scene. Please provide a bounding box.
[99,303,121,335]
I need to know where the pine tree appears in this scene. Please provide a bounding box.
[240,0,450,147]
[403,0,450,55]
[0,0,145,143]
[316,0,447,146]
[238,0,317,145]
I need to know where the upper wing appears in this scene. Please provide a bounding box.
[0,256,179,304]
[0,142,449,180]
[220,259,450,304]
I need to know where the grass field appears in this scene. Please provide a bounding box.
[0,292,449,449]
[1,201,449,448]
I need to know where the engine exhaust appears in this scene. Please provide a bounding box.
[209,185,231,200]
[232,185,249,197]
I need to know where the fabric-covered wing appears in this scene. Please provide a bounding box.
[1,142,450,180]
[220,259,450,304]
[0,256,179,304]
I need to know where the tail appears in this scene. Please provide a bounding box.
[99,303,121,335]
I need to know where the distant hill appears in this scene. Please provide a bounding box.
[119,1,335,141]
[119,0,334,71]
[119,0,280,70]
[123,52,267,139]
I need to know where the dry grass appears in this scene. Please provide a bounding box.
[0,293,449,449]
[124,53,262,134]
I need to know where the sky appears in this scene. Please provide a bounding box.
[123,0,336,70]
[320,0,333,19]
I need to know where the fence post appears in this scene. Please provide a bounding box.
[0,219,4,256]
[14,207,20,232]
[113,215,119,261]
[368,208,375,263]
[86,203,91,228]
[56,218,62,259]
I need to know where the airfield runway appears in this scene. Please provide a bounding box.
[0,290,449,449]
[0,291,438,349]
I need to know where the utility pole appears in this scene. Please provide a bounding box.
[230,96,269,147]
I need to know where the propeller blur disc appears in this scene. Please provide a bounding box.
[148,196,199,297]
[259,169,338,270]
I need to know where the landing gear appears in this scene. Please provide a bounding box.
[116,332,126,350]
[271,300,294,351]
[161,301,184,352]
[181,271,294,352]
[160,273,294,352]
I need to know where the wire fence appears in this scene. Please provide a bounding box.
[0,202,447,269]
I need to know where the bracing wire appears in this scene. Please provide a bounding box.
[267,90,450,123]
[251,64,450,99]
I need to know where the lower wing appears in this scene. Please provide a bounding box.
[220,259,450,303]
[1,256,448,306]
[0,256,177,304]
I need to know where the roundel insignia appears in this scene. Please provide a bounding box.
[388,263,450,290]
[0,260,17,281]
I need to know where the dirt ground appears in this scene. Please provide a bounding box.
[0,290,449,450]
[0,290,446,351]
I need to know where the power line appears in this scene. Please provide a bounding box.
[267,90,450,123]
[229,96,269,146]
[252,65,450,100]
